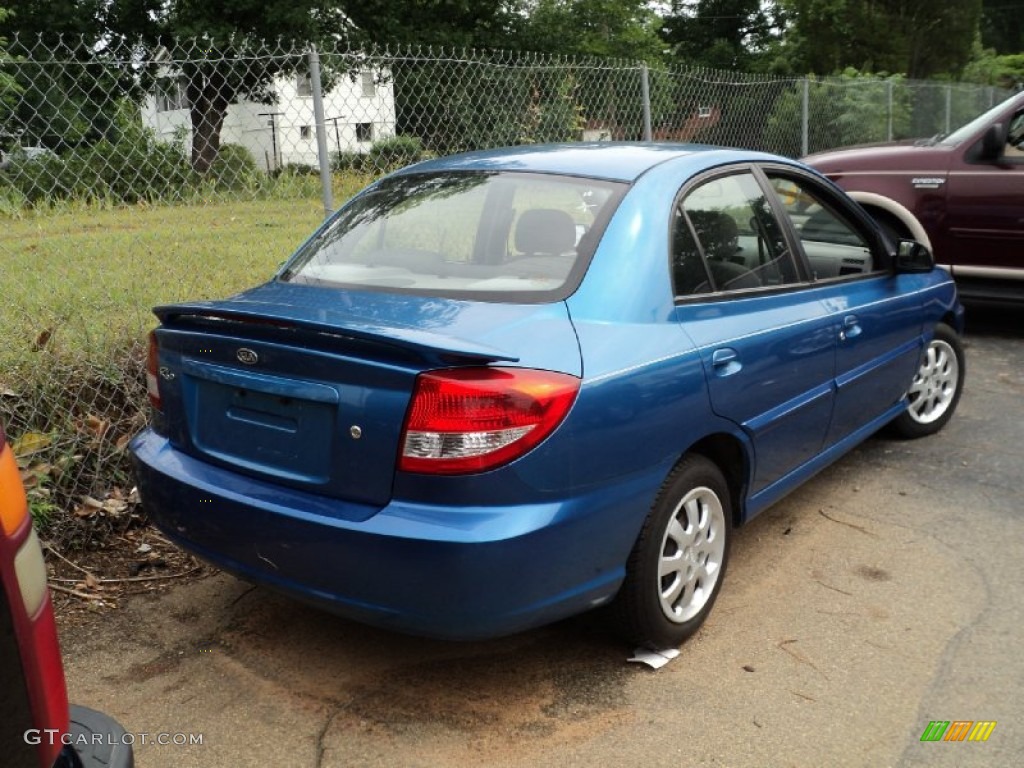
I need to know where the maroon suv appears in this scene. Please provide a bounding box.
[805,91,1024,304]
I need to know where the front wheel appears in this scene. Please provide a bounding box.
[612,455,732,649]
[891,323,965,438]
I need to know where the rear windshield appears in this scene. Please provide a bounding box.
[279,171,627,302]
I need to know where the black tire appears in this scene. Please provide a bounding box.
[612,455,732,649]
[891,323,965,439]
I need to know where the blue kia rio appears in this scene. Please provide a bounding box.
[130,143,964,647]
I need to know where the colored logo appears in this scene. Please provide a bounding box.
[920,721,996,742]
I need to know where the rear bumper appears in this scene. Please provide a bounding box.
[130,429,645,640]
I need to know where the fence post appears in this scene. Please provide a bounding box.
[640,64,652,142]
[801,78,809,157]
[309,45,334,218]
[945,85,952,136]
[886,80,894,141]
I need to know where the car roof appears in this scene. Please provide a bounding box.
[394,142,765,183]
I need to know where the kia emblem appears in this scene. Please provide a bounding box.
[236,348,259,365]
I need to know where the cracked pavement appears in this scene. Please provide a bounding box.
[60,307,1023,767]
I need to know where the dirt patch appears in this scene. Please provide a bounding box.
[854,564,892,582]
[47,521,213,630]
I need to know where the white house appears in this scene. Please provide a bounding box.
[142,68,396,171]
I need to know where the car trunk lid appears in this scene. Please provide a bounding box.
[150,281,580,510]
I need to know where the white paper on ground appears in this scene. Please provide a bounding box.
[627,647,680,669]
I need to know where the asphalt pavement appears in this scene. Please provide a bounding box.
[60,305,1024,768]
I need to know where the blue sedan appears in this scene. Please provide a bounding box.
[130,143,965,646]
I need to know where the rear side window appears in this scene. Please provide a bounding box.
[281,171,625,302]
[768,175,880,280]
[672,172,800,296]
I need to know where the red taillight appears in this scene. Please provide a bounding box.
[26,600,70,767]
[146,330,162,411]
[399,367,579,475]
[1,430,70,766]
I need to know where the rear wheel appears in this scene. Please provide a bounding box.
[613,455,732,649]
[891,323,964,438]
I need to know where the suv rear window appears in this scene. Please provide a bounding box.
[280,171,626,302]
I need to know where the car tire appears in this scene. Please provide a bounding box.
[891,323,964,439]
[613,455,732,649]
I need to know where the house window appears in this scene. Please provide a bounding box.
[300,125,312,140]
[156,78,188,112]
[297,73,312,97]
[355,123,373,142]
[697,106,712,119]
[360,72,375,98]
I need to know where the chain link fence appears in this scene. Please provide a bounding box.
[0,35,1011,543]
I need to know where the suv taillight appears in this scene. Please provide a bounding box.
[145,330,162,412]
[399,367,579,475]
[1,424,71,767]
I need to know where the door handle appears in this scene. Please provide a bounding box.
[839,315,862,341]
[711,348,742,376]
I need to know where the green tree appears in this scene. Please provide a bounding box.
[662,0,785,70]
[337,0,522,49]
[781,0,983,79]
[520,0,665,61]
[964,47,1024,91]
[509,1,667,145]
[763,70,911,156]
[0,1,138,150]
[980,0,1024,56]
[383,52,593,154]
[0,8,23,146]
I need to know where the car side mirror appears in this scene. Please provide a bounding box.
[895,239,934,273]
[980,122,1007,161]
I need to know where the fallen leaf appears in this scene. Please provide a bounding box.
[11,432,52,457]
[81,496,104,510]
[102,499,128,516]
[79,416,111,445]
[18,462,52,489]
[84,573,101,590]
[32,328,53,351]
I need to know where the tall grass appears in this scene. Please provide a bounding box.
[0,173,373,539]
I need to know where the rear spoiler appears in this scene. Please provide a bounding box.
[154,303,520,365]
